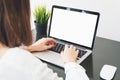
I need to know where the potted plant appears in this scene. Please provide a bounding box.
[33,5,50,41]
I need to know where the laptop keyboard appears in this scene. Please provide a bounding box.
[49,43,87,58]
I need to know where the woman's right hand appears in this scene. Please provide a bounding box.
[61,45,79,63]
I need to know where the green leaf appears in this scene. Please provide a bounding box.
[33,5,51,25]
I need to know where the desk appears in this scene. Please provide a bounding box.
[34,37,120,80]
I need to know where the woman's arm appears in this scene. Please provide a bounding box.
[61,45,89,80]
[23,38,56,52]
[65,62,89,80]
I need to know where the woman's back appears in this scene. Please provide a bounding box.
[0,48,62,80]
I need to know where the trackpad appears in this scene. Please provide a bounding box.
[34,50,64,67]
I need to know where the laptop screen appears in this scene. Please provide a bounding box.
[49,5,100,49]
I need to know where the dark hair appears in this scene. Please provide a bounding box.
[0,0,32,47]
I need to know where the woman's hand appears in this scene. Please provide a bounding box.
[61,45,79,63]
[23,38,56,52]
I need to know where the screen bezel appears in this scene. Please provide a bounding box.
[48,5,100,50]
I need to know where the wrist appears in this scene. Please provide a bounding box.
[22,45,34,52]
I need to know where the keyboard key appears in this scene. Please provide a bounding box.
[78,50,87,58]
[50,43,87,57]
[50,43,64,53]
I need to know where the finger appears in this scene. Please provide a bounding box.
[47,38,56,42]
[76,49,79,55]
[47,39,56,45]
[72,46,76,50]
[46,44,54,49]
[65,44,69,50]
[69,45,74,49]
[63,45,68,52]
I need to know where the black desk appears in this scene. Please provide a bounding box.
[46,37,120,80]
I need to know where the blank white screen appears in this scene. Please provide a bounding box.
[50,8,98,48]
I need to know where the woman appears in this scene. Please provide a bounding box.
[0,0,89,80]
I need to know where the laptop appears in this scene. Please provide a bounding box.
[35,5,100,68]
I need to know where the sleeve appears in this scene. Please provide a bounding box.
[64,62,89,80]
[33,62,63,80]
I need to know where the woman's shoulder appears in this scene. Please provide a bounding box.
[7,47,30,54]
[0,47,43,70]
[4,47,35,57]
[2,47,32,59]
[1,47,42,64]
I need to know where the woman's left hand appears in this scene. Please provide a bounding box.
[23,38,56,52]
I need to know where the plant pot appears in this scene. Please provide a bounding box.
[35,21,47,41]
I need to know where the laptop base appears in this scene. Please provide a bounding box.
[34,50,92,68]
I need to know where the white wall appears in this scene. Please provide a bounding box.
[30,0,120,42]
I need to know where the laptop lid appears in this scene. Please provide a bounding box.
[48,5,100,50]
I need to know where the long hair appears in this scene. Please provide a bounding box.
[0,0,32,47]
